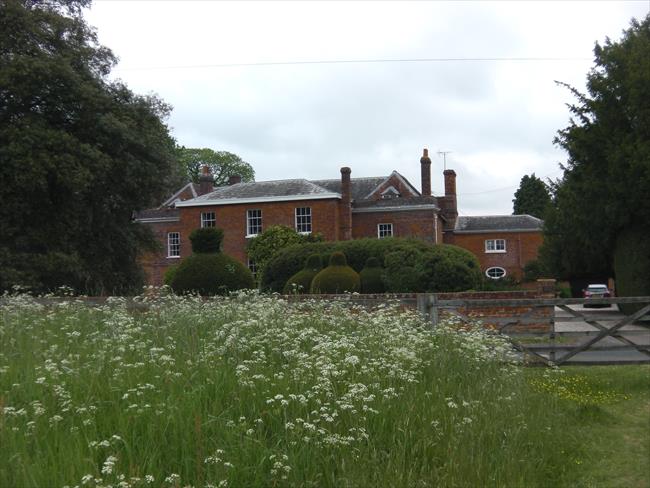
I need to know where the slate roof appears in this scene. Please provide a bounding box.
[133,207,179,222]
[176,179,338,206]
[353,196,439,210]
[310,177,387,201]
[454,215,543,233]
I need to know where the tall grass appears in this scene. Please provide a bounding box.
[1,293,579,487]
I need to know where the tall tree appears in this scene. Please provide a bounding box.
[177,147,255,186]
[512,173,550,218]
[0,0,179,294]
[540,15,650,281]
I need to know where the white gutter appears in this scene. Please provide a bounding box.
[175,193,341,207]
[352,204,439,213]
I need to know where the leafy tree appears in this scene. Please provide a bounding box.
[177,147,255,185]
[512,174,551,218]
[540,15,650,281]
[0,0,178,294]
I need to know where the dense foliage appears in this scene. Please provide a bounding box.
[310,252,360,294]
[261,238,431,292]
[247,225,323,277]
[359,257,385,293]
[169,253,254,295]
[189,228,224,253]
[176,147,255,185]
[283,254,322,294]
[263,238,480,294]
[540,16,650,282]
[613,225,650,314]
[512,174,551,219]
[0,0,179,294]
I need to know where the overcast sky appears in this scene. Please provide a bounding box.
[86,0,648,216]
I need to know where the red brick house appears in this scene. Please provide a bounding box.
[135,149,543,285]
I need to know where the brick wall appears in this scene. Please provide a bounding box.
[351,209,438,242]
[447,231,543,280]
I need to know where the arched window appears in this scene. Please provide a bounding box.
[485,267,506,279]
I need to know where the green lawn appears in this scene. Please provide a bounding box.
[0,294,648,487]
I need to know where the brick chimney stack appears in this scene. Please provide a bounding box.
[199,165,214,195]
[444,169,457,198]
[228,175,242,185]
[340,167,352,240]
[420,148,432,196]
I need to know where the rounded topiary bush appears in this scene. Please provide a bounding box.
[189,228,224,253]
[360,257,385,293]
[310,252,360,294]
[283,254,323,294]
[170,253,254,295]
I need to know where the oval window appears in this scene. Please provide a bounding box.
[485,267,506,279]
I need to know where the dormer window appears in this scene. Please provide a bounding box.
[381,186,401,199]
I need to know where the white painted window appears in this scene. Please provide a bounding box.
[167,232,180,258]
[485,267,506,279]
[485,239,506,253]
[246,209,262,237]
[377,223,393,238]
[201,212,216,228]
[295,207,312,234]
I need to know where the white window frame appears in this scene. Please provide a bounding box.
[377,223,393,239]
[200,211,216,228]
[295,207,312,234]
[246,209,262,237]
[167,232,180,258]
[485,267,507,280]
[485,239,506,253]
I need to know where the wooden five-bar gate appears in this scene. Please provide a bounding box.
[416,295,650,366]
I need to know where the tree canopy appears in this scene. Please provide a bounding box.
[512,174,550,219]
[177,147,255,186]
[0,0,179,294]
[540,15,650,280]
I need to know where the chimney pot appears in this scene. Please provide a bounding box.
[228,175,242,185]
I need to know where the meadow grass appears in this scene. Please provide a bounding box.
[0,292,644,487]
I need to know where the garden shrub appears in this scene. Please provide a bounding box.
[411,244,482,292]
[261,237,430,292]
[283,254,323,294]
[163,264,178,287]
[189,228,223,253]
[523,259,549,282]
[359,257,385,293]
[170,253,254,295]
[310,252,361,294]
[614,225,650,315]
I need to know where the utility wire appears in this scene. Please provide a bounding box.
[113,56,590,72]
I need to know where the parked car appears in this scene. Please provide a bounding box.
[583,284,612,307]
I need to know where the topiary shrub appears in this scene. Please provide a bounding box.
[310,252,360,294]
[523,259,550,282]
[614,225,650,315]
[283,254,323,294]
[360,257,385,293]
[189,228,223,253]
[170,253,254,295]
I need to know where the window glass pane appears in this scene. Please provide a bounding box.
[167,232,180,257]
[201,212,216,228]
[295,207,312,233]
[378,223,393,238]
[247,209,262,236]
[486,267,506,279]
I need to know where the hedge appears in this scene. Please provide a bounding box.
[170,253,254,296]
[283,254,323,294]
[310,252,360,294]
[359,257,385,293]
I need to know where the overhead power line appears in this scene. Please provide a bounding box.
[114,56,590,72]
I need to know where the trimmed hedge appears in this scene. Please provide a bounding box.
[614,225,650,315]
[310,252,360,294]
[359,257,385,293]
[170,253,254,296]
[189,228,224,253]
[261,237,431,292]
[283,254,323,294]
